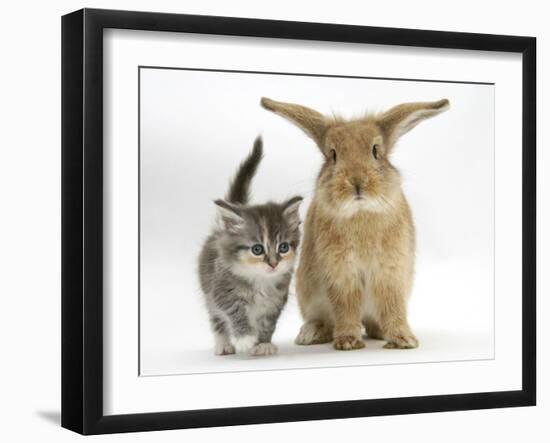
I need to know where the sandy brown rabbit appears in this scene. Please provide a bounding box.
[261,97,449,350]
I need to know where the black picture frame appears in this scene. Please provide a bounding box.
[61,8,536,435]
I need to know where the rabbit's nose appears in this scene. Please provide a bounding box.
[351,179,363,195]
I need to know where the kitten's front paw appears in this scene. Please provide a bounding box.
[250,342,278,356]
[384,333,419,349]
[333,335,366,351]
[233,335,257,353]
[214,343,236,356]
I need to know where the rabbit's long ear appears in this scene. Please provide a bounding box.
[261,97,329,146]
[379,99,450,145]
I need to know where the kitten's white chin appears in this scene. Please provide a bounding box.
[264,267,283,276]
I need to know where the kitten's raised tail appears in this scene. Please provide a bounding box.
[226,136,263,205]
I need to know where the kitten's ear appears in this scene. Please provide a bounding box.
[282,196,303,229]
[214,199,245,233]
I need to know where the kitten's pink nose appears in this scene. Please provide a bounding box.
[267,260,278,269]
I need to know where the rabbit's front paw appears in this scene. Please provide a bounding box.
[384,332,419,349]
[295,321,332,345]
[333,335,366,351]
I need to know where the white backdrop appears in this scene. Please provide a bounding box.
[0,1,547,442]
[139,67,495,375]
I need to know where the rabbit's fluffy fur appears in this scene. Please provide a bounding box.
[261,97,449,350]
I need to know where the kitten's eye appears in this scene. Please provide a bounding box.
[372,144,379,159]
[278,242,290,254]
[251,244,264,256]
[331,149,337,163]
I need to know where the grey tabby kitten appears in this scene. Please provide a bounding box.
[199,137,303,356]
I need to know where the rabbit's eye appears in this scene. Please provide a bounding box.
[331,149,337,163]
[372,144,379,159]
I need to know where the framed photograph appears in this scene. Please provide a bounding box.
[61,8,536,435]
